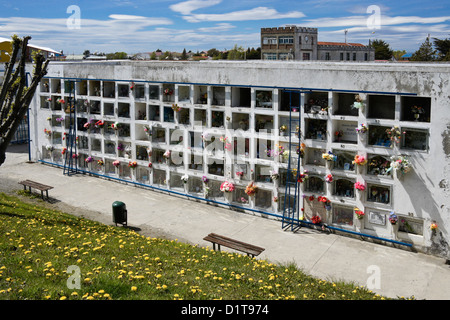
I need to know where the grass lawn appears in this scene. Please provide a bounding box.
[0,192,397,301]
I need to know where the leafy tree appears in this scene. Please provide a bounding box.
[247,47,261,60]
[207,48,220,58]
[371,39,393,60]
[433,38,450,61]
[106,52,128,60]
[410,36,436,61]
[392,50,407,61]
[181,48,187,60]
[0,36,49,167]
[150,52,157,60]
[227,44,245,60]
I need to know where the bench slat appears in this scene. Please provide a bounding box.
[19,180,53,191]
[207,233,265,252]
[203,233,265,257]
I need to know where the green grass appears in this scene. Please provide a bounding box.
[0,192,401,300]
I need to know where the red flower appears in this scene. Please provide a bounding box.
[312,215,322,224]
[309,195,315,201]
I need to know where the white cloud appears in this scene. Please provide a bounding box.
[183,6,305,23]
[170,0,222,15]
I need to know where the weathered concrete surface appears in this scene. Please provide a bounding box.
[2,144,450,300]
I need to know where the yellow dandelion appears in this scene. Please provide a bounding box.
[131,286,137,291]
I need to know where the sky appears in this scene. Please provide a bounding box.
[0,0,449,55]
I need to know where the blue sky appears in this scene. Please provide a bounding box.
[0,0,449,54]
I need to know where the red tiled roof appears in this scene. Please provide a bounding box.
[318,41,366,47]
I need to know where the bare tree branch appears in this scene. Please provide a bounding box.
[0,35,48,167]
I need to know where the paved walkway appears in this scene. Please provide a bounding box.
[1,144,450,300]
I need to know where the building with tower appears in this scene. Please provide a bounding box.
[261,26,375,61]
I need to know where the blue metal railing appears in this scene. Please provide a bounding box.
[37,159,414,248]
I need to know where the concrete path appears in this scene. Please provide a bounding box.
[1,144,450,300]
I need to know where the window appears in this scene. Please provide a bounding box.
[367,155,391,176]
[303,53,310,60]
[364,53,368,61]
[332,205,354,227]
[368,95,395,119]
[340,53,344,61]
[368,125,391,147]
[401,96,431,122]
[305,175,325,193]
[399,216,423,236]
[346,53,350,60]
[367,184,391,204]
[263,37,277,45]
[279,36,294,44]
[325,52,330,60]
[401,128,429,151]
[353,53,356,61]
[263,53,277,60]
[334,178,355,198]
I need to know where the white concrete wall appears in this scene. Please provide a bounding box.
[30,60,450,257]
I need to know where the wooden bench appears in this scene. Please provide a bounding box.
[18,180,54,200]
[203,233,265,258]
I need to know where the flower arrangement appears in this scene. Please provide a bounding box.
[354,181,366,191]
[83,122,91,130]
[61,148,67,155]
[389,212,398,225]
[388,155,412,175]
[72,154,79,159]
[163,150,171,159]
[56,117,64,123]
[325,174,333,183]
[430,223,438,231]
[386,126,402,144]
[130,82,135,91]
[273,196,278,203]
[236,171,244,178]
[411,105,425,114]
[352,155,367,166]
[57,98,65,105]
[353,94,363,109]
[44,128,52,137]
[245,182,257,196]
[128,161,137,168]
[163,88,173,95]
[297,170,308,183]
[172,104,181,112]
[144,125,152,136]
[202,176,208,183]
[85,156,94,163]
[354,207,365,219]
[148,162,152,168]
[117,143,124,152]
[111,122,120,130]
[181,174,189,184]
[297,143,305,158]
[334,130,343,138]
[279,125,287,133]
[270,171,279,180]
[95,120,105,128]
[97,159,104,166]
[220,181,235,193]
[113,160,120,167]
[356,123,368,134]
[322,151,337,162]
[311,215,322,225]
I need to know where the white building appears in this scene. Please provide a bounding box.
[28,60,450,257]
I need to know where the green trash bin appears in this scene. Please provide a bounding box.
[112,201,127,226]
